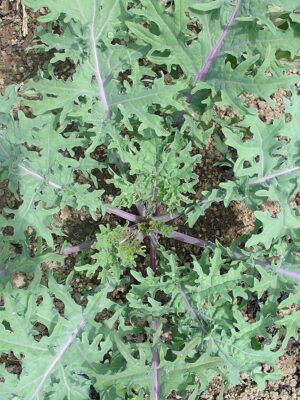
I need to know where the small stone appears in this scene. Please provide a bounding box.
[13,274,26,288]
[290,378,297,387]
[60,206,72,221]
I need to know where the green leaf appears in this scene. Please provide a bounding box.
[0,273,118,399]
[76,225,145,281]
[109,133,200,212]
[126,0,234,78]
[189,0,223,12]
[276,311,300,346]
[205,54,298,112]
[246,187,299,249]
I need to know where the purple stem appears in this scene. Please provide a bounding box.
[60,214,300,282]
[62,241,94,256]
[152,319,159,400]
[152,211,181,223]
[176,0,241,125]
[276,268,300,280]
[59,201,300,282]
[106,206,141,222]
[136,202,146,217]
[150,233,158,274]
[195,0,241,83]
[168,230,215,248]
[165,230,300,281]
[255,259,300,281]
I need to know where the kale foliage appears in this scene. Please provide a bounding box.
[0,1,299,399]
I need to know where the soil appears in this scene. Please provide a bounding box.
[0,2,299,399]
[0,0,38,92]
[200,341,300,400]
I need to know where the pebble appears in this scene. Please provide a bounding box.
[290,378,297,387]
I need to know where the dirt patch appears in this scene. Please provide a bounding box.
[191,139,255,247]
[0,0,46,93]
[0,181,17,212]
[241,68,300,124]
[242,89,288,124]
[200,341,300,400]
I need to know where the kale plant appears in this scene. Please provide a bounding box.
[0,0,300,399]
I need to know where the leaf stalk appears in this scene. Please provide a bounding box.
[90,0,110,116]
